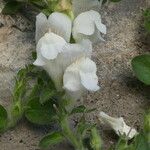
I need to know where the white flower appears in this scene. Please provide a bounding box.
[35,11,106,44]
[72,0,100,16]
[63,57,100,100]
[34,11,103,92]
[98,112,138,139]
[34,32,92,90]
[73,10,106,43]
[35,12,72,43]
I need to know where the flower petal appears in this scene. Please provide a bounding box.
[48,12,72,42]
[80,72,100,91]
[95,21,106,34]
[73,11,95,36]
[98,112,138,139]
[37,32,67,60]
[72,0,100,16]
[63,70,81,92]
[35,13,49,43]
[73,10,106,42]
[79,57,99,91]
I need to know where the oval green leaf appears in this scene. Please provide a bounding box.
[25,98,56,125]
[39,131,64,149]
[132,54,150,85]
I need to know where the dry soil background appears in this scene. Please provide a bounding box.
[0,0,150,150]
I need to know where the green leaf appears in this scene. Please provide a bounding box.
[32,51,37,60]
[11,101,23,120]
[132,54,150,85]
[133,132,150,150]
[39,131,64,149]
[25,97,56,125]
[0,105,8,132]
[110,0,122,2]
[71,105,96,115]
[144,8,150,33]
[38,70,55,89]
[115,138,128,150]
[29,0,47,8]
[71,105,86,114]
[2,1,23,15]
[40,88,56,104]
[42,8,52,16]
[90,127,102,150]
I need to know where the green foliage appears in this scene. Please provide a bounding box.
[77,116,95,136]
[39,131,64,149]
[71,105,96,115]
[2,1,23,14]
[71,105,86,114]
[90,127,102,150]
[131,54,150,85]
[110,0,121,2]
[39,87,56,104]
[25,97,56,125]
[2,0,47,15]
[0,105,8,132]
[144,8,150,33]
[99,0,122,4]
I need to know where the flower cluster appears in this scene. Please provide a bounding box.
[33,8,106,100]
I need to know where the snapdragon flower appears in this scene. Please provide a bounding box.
[98,112,138,139]
[35,12,72,43]
[34,11,101,97]
[64,57,100,100]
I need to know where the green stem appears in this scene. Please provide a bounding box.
[60,115,85,150]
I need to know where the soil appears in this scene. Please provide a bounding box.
[0,0,150,150]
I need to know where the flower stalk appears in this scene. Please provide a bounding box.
[54,101,85,150]
[60,115,85,150]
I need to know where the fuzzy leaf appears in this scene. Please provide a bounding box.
[0,105,8,131]
[2,1,23,14]
[90,127,102,150]
[144,8,150,33]
[39,131,64,149]
[40,88,56,104]
[25,97,56,125]
[71,105,86,114]
[133,133,150,150]
[132,54,150,85]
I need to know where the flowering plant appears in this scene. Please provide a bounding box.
[0,1,149,150]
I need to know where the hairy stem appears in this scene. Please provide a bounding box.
[60,115,85,150]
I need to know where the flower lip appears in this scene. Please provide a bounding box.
[37,32,67,61]
[63,57,100,99]
[72,10,107,43]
